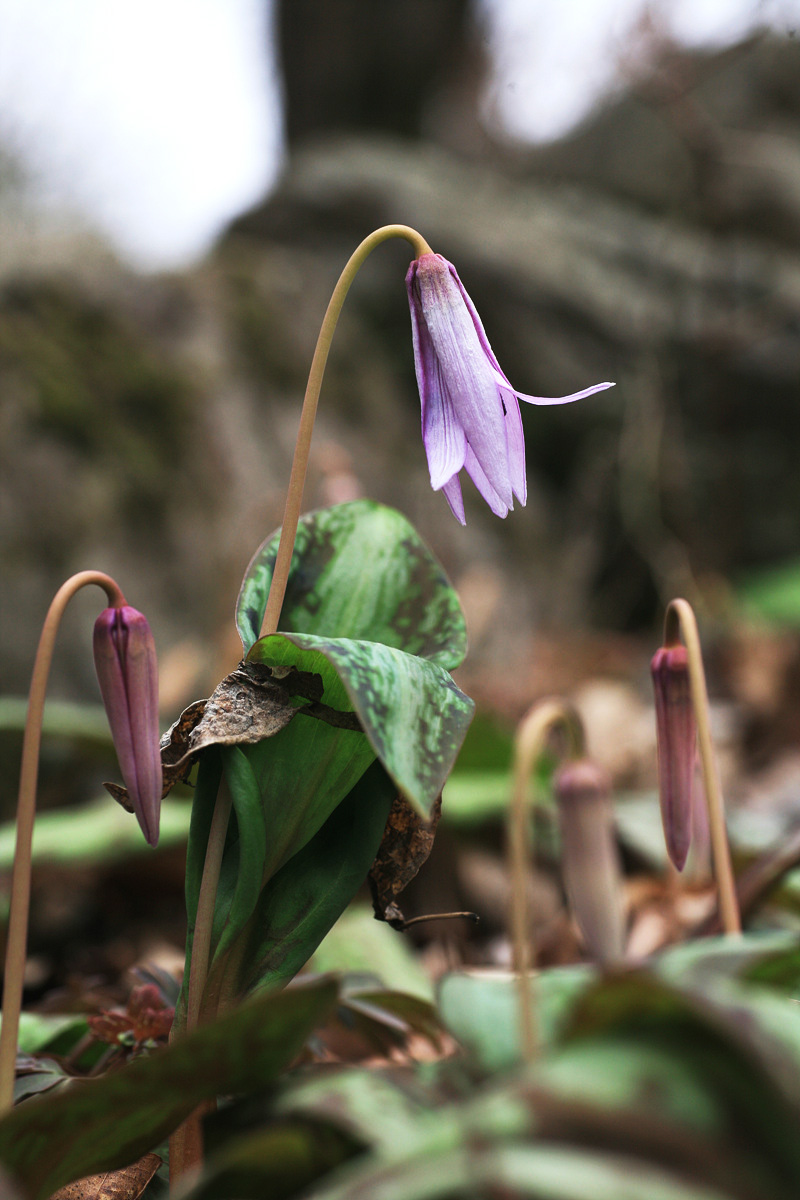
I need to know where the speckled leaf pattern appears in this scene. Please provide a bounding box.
[236,500,467,670]
[247,632,474,817]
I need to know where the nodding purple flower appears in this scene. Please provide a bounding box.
[406,253,614,524]
[651,644,696,872]
[93,605,162,846]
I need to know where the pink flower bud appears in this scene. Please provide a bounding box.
[93,605,162,846]
[651,644,696,872]
[555,758,625,965]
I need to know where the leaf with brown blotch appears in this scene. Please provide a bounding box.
[46,1153,161,1200]
[369,793,442,928]
[104,661,360,809]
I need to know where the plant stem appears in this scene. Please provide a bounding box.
[0,571,125,1116]
[665,598,741,935]
[259,224,432,639]
[508,699,584,1064]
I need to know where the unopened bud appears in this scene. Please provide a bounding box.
[93,606,162,846]
[651,645,696,872]
[555,759,624,964]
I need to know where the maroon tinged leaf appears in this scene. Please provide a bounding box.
[0,978,337,1200]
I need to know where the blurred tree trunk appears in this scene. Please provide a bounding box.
[277,0,483,148]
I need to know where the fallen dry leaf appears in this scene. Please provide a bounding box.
[46,1152,160,1200]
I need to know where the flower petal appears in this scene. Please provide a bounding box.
[502,390,526,507]
[422,360,467,491]
[441,474,466,525]
[516,381,616,406]
[463,444,510,518]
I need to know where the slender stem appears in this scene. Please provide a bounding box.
[259,224,432,639]
[665,599,741,935]
[0,571,125,1115]
[508,699,584,1064]
[169,759,232,1184]
[184,785,233,1033]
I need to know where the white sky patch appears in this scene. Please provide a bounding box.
[0,0,281,268]
[478,0,800,142]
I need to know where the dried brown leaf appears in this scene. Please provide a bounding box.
[46,1153,160,1200]
[105,661,358,808]
[369,793,442,928]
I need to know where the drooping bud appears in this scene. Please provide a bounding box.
[93,605,162,846]
[651,644,696,872]
[555,758,625,965]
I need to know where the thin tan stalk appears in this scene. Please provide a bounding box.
[0,571,126,1115]
[169,225,433,1183]
[259,224,431,639]
[508,699,584,1063]
[664,598,741,935]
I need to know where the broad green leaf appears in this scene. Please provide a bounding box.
[654,931,800,993]
[215,747,269,960]
[177,1120,358,1200]
[0,697,111,742]
[209,762,396,1003]
[247,633,473,817]
[311,906,433,1000]
[0,977,337,1200]
[259,1136,729,1200]
[236,500,467,670]
[236,688,375,881]
[438,966,595,1071]
[736,557,800,626]
[0,799,191,870]
[561,972,800,1195]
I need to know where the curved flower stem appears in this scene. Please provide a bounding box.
[664,599,741,935]
[508,699,584,1064]
[0,571,126,1116]
[259,223,432,639]
[170,226,432,1182]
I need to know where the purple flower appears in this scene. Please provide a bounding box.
[406,253,614,523]
[93,605,162,846]
[651,644,696,871]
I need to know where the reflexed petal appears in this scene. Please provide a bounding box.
[441,474,466,525]
[516,380,615,406]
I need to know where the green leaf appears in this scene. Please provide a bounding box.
[248,634,473,817]
[0,977,337,1200]
[213,762,396,1000]
[311,906,433,1001]
[236,500,467,670]
[438,966,595,1072]
[215,747,269,960]
[0,799,191,870]
[561,972,800,1196]
[177,1120,358,1200]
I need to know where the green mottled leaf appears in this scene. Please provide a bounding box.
[0,978,337,1200]
[236,500,467,670]
[247,634,473,817]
